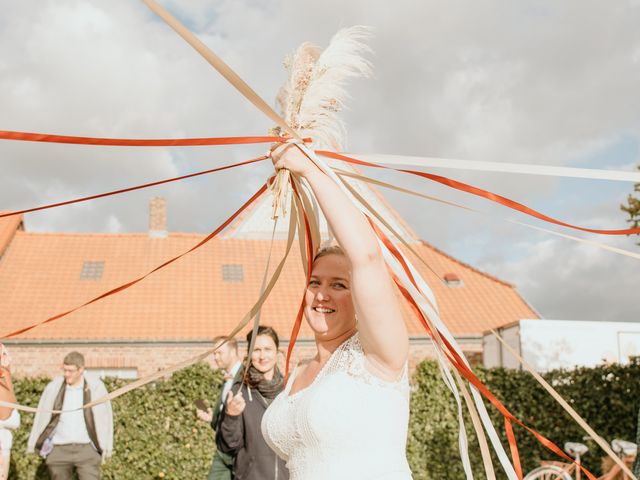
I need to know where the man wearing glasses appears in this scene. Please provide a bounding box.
[27,352,113,479]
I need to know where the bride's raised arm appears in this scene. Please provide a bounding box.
[271,144,409,378]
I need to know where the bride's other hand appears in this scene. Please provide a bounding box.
[270,143,319,178]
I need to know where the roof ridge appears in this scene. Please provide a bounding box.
[418,239,514,288]
[0,213,24,257]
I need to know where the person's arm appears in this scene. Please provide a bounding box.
[272,145,409,377]
[27,380,57,453]
[0,346,17,420]
[216,389,246,455]
[0,408,19,430]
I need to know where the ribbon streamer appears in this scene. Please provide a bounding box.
[142,0,302,141]
[0,156,267,219]
[345,152,640,183]
[0,130,288,147]
[335,168,640,261]
[319,151,640,236]
[1,3,628,478]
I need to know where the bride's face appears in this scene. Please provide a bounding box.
[304,254,356,338]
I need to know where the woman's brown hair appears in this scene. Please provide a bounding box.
[246,325,280,349]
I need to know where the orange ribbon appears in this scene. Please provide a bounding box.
[318,150,640,236]
[0,130,288,147]
[0,156,268,219]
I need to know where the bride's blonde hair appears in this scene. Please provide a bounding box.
[313,245,345,263]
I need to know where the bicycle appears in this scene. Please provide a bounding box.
[524,439,637,480]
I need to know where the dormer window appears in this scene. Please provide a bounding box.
[443,272,463,287]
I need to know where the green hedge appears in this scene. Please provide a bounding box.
[408,358,640,479]
[9,363,223,479]
[6,359,640,479]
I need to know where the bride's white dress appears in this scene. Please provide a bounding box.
[262,333,412,479]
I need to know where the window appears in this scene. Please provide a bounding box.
[222,264,244,282]
[443,273,463,287]
[80,261,104,280]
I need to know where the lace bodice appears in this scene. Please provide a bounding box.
[262,334,412,480]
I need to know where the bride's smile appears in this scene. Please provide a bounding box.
[303,253,356,337]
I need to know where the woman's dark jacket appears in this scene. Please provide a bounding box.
[216,379,288,480]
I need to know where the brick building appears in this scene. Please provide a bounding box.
[0,180,538,379]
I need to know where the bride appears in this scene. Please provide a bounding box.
[261,143,412,479]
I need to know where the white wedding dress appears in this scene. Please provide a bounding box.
[262,333,412,479]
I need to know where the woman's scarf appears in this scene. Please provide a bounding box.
[243,364,284,400]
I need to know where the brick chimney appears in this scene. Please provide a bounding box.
[149,197,168,238]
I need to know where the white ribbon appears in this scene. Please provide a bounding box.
[345,153,640,182]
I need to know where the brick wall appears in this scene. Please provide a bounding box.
[6,337,482,379]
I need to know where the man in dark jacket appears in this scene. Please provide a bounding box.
[196,337,242,480]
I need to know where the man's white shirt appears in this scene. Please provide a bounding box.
[52,384,92,445]
[220,361,242,409]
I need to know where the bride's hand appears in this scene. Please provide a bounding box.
[270,143,319,178]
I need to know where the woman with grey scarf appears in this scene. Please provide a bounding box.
[217,326,288,480]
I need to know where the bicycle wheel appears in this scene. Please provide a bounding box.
[523,465,572,480]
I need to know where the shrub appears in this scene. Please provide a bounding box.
[7,359,640,479]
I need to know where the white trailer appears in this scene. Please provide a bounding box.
[483,319,640,371]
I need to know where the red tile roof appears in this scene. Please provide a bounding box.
[0,226,537,341]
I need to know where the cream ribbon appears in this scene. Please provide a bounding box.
[345,153,640,183]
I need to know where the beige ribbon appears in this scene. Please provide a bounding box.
[142,0,301,141]
[242,211,283,386]
[453,367,497,480]
[491,329,637,480]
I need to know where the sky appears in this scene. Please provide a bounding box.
[0,0,639,323]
